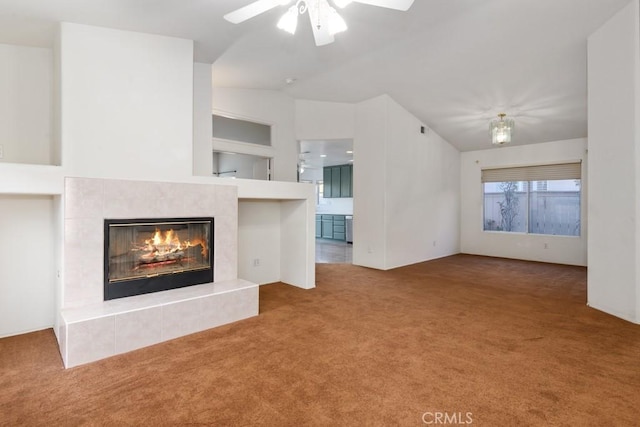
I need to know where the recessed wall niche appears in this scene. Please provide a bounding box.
[0,43,59,166]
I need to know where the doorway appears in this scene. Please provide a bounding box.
[298,139,354,264]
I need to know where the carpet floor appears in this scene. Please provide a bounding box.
[1,255,639,426]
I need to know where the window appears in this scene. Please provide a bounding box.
[317,181,324,205]
[212,114,271,146]
[482,163,581,236]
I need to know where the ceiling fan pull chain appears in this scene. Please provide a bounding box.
[297,0,307,15]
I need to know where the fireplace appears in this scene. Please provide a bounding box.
[104,217,214,300]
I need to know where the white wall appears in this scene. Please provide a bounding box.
[299,166,322,182]
[353,96,387,268]
[460,139,588,266]
[0,43,53,165]
[281,199,314,289]
[0,24,317,339]
[384,97,460,269]
[60,23,194,181]
[193,63,213,177]
[295,99,355,140]
[211,88,297,182]
[0,195,55,338]
[238,201,282,284]
[317,197,353,215]
[587,0,640,323]
[353,94,460,270]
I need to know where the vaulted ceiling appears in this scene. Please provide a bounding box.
[0,0,631,151]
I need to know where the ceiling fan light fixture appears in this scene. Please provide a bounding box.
[225,0,414,46]
[277,5,299,34]
[327,7,348,35]
[489,113,514,145]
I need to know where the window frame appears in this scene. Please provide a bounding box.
[481,162,582,237]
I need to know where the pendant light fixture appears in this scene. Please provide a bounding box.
[489,113,514,145]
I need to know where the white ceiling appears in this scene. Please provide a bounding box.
[300,139,354,168]
[0,0,631,151]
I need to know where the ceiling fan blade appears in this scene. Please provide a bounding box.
[353,0,415,11]
[308,0,335,46]
[224,0,290,24]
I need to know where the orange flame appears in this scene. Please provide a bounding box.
[144,228,207,257]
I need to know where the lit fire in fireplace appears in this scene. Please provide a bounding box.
[105,217,214,300]
[133,229,208,267]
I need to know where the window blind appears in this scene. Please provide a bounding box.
[481,162,581,183]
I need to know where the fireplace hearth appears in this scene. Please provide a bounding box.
[104,217,214,300]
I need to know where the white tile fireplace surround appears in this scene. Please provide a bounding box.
[57,177,258,368]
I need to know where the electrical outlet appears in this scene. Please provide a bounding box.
[433,240,437,247]
[253,258,260,267]
[0,144,4,159]
[544,243,549,249]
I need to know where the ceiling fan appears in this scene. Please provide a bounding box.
[224,0,415,46]
[298,151,322,172]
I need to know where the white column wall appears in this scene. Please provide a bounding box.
[280,199,315,289]
[193,63,213,177]
[460,139,588,266]
[587,0,640,323]
[60,23,194,181]
[353,96,388,268]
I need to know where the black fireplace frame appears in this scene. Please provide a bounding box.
[103,217,214,301]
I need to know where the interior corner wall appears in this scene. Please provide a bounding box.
[587,0,640,324]
[60,23,194,181]
[384,97,460,269]
[238,200,282,284]
[51,27,62,167]
[193,62,213,177]
[353,95,460,270]
[211,87,297,183]
[353,96,388,269]
[0,43,53,165]
[460,139,588,266]
[0,195,55,338]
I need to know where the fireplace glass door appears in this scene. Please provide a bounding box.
[104,217,214,300]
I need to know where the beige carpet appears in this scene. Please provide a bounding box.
[1,254,639,425]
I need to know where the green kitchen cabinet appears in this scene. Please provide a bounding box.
[317,214,346,241]
[332,215,346,241]
[315,215,322,238]
[340,165,352,197]
[323,167,332,198]
[322,164,353,198]
[321,215,334,239]
[330,167,341,199]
